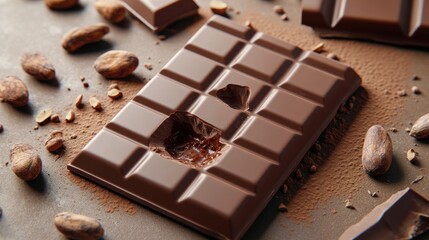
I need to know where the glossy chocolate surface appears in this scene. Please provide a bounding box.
[302,0,429,48]
[121,0,199,32]
[340,188,429,240]
[68,16,361,239]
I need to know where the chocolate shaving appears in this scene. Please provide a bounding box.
[149,112,224,168]
[215,84,250,111]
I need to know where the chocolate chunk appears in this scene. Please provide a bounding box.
[68,16,361,240]
[302,0,429,48]
[340,188,429,240]
[121,0,199,33]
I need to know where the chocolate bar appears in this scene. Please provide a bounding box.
[302,0,429,48]
[121,0,199,33]
[68,16,361,239]
[340,188,429,239]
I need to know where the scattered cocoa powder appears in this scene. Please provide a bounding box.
[241,15,408,223]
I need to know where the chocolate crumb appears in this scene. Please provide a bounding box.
[309,165,317,173]
[155,41,160,45]
[273,5,285,14]
[33,125,39,130]
[0,124,3,133]
[278,203,288,212]
[70,134,77,140]
[67,88,71,91]
[411,175,424,184]
[412,86,421,94]
[80,76,85,82]
[83,82,89,88]
[405,127,411,133]
[0,207,2,218]
[158,35,167,41]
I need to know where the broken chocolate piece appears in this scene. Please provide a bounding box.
[121,0,199,33]
[149,112,224,167]
[302,0,429,48]
[340,188,429,240]
[216,84,250,111]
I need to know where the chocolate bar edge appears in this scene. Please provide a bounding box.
[121,0,199,33]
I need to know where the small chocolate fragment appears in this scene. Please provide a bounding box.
[121,0,199,33]
[340,188,429,240]
[407,148,417,162]
[149,112,224,167]
[311,42,325,53]
[0,123,3,133]
[215,84,250,111]
[45,0,79,10]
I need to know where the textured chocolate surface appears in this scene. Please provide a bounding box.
[302,0,429,48]
[68,16,361,239]
[340,188,429,240]
[121,0,199,32]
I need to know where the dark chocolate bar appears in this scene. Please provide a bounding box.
[340,188,429,240]
[302,0,429,48]
[68,16,361,239]
[121,0,199,33]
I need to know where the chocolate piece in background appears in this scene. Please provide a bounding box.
[121,0,199,33]
[68,16,361,239]
[301,0,429,48]
[340,188,429,240]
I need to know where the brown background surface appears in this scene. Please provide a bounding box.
[0,0,428,239]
